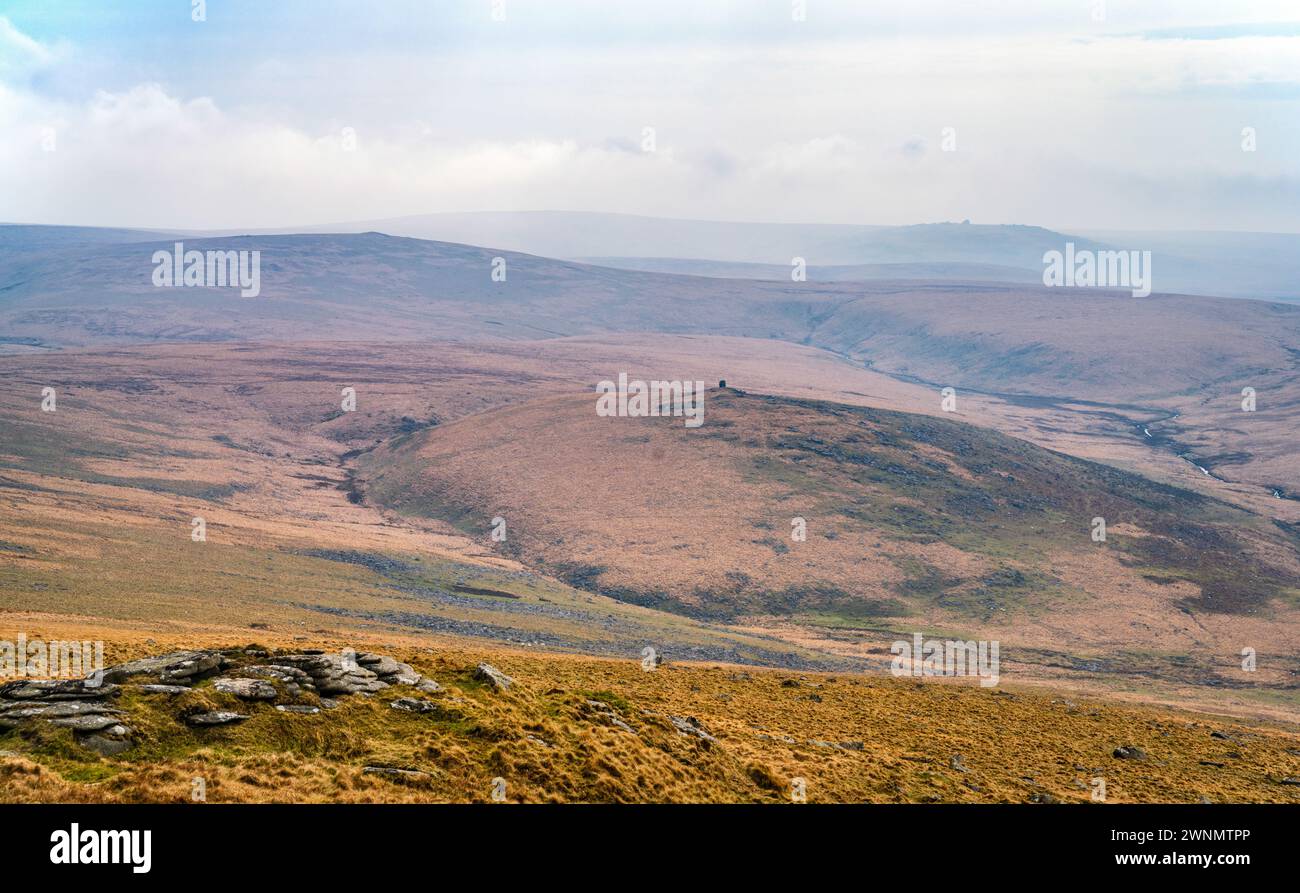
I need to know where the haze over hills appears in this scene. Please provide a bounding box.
[570,257,1043,284]
[260,212,1300,302]
[4,224,1299,403]
[17,212,1290,299]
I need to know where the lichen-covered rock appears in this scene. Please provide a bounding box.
[669,715,717,744]
[276,653,389,695]
[0,679,120,701]
[49,714,123,732]
[212,677,278,700]
[0,647,441,754]
[101,650,224,684]
[186,711,249,727]
[474,663,513,691]
[79,726,133,756]
[390,698,438,714]
[239,665,313,697]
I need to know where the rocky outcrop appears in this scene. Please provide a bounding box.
[0,679,119,701]
[0,684,131,751]
[275,651,421,695]
[0,645,450,756]
[212,678,278,701]
[100,650,225,685]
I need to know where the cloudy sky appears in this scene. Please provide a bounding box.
[2,0,1298,231]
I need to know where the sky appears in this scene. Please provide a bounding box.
[1,0,1298,232]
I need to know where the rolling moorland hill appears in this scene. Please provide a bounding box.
[355,388,1300,716]
[571,257,1043,284]
[357,388,1300,619]
[285,212,1300,301]
[4,226,1300,407]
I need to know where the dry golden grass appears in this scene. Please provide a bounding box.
[1,336,1297,777]
[2,625,1298,804]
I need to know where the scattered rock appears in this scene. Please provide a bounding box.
[2,701,122,719]
[275,705,321,715]
[950,754,969,773]
[80,732,133,756]
[363,766,432,783]
[474,663,513,691]
[48,715,123,732]
[186,711,249,727]
[669,715,716,744]
[1113,746,1148,761]
[390,698,438,714]
[583,700,636,734]
[135,684,190,695]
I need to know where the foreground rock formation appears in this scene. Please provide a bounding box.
[0,646,445,754]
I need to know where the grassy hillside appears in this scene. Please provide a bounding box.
[6,228,1300,410]
[3,630,1298,804]
[359,388,1300,621]
[357,388,1300,717]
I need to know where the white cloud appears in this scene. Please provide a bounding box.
[0,16,56,77]
[0,9,1297,231]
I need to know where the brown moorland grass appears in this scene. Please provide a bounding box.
[358,388,1300,720]
[1,339,1296,722]
[1,624,1298,804]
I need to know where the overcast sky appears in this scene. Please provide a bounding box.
[2,0,1298,231]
